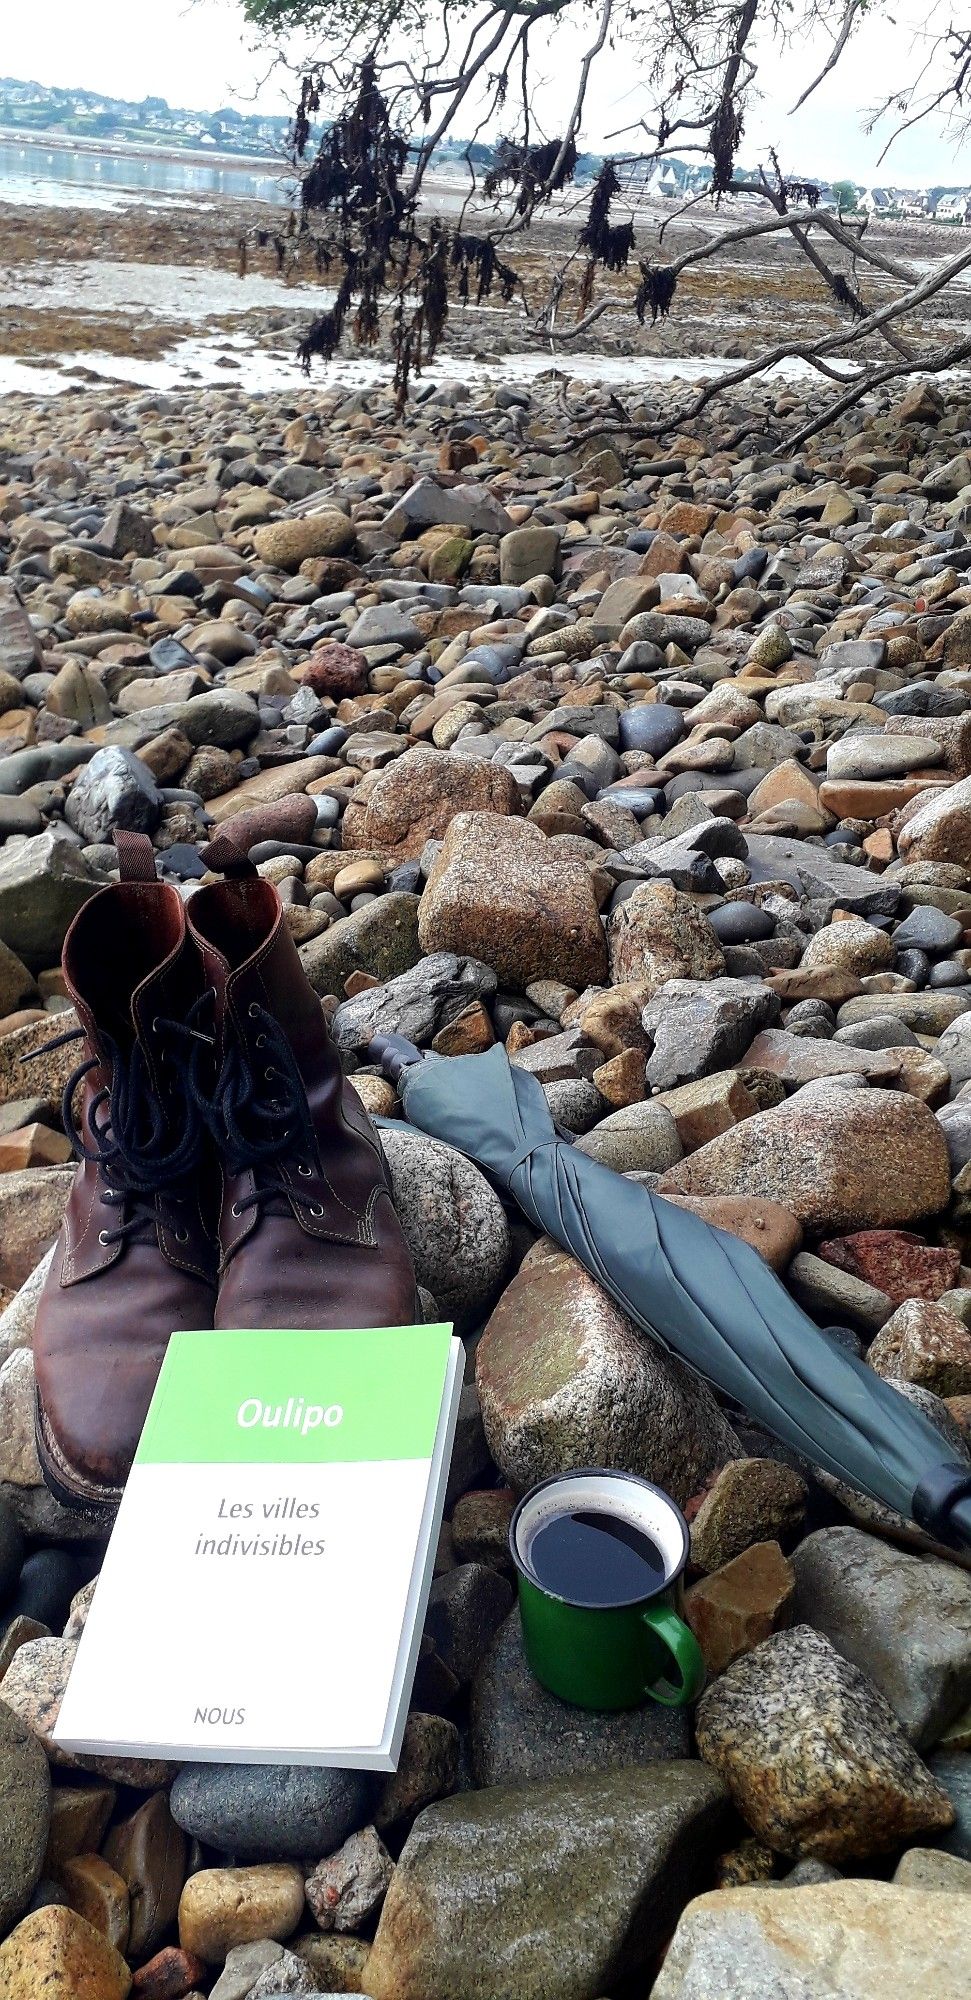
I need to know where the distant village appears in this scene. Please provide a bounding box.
[1,75,969,222]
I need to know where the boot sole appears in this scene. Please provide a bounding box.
[34,1394,123,1525]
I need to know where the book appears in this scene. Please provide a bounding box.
[54,1322,463,1771]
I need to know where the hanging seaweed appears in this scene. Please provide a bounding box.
[635,264,679,324]
[709,90,744,197]
[450,234,519,307]
[483,134,578,214]
[393,219,451,408]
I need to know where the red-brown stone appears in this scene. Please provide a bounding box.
[818,1229,961,1305]
[132,1948,207,1998]
[299,641,370,699]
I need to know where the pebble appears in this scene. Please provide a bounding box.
[178,1865,305,1963]
[168,1766,372,1862]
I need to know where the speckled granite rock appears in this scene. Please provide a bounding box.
[475,1249,739,1506]
[792,1527,971,1748]
[660,1085,951,1234]
[695,1625,955,1862]
[417,813,607,990]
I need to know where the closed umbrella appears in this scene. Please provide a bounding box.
[370,1036,971,1552]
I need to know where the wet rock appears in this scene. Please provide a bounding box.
[475,1248,738,1507]
[792,1527,971,1748]
[696,1625,955,1862]
[364,1763,727,2000]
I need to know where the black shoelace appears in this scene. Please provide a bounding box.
[190,1000,324,1224]
[24,997,212,1249]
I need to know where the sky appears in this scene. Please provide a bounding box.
[4,0,971,188]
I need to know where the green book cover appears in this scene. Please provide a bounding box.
[55,1323,463,1770]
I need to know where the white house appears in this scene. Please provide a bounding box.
[859,187,893,216]
[935,191,971,222]
[647,164,680,199]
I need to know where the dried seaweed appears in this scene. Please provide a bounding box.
[635,265,679,324]
[483,134,578,213]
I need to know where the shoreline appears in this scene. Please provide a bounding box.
[0,124,288,176]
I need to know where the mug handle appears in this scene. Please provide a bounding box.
[641,1603,706,1706]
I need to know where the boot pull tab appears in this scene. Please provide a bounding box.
[200,834,258,879]
[113,831,158,883]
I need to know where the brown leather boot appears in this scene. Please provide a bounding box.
[186,839,417,1331]
[32,833,217,1517]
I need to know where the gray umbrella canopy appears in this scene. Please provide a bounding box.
[372,1037,971,1551]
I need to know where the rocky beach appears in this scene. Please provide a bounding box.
[0,355,970,1998]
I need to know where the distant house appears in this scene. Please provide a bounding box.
[935,191,971,222]
[647,163,680,199]
[898,190,929,217]
[859,187,893,215]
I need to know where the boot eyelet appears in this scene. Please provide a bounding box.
[248,1003,260,1019]
[175,1229,189,1243]
[255,1034,267,1048]
[309,1204,324,1217]
[264,1067,277,1082]
[297,1163,313,1176]
[231,1201,244,1217]
[98,1230,111,1245]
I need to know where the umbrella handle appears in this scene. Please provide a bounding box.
[368,1034,426,1084]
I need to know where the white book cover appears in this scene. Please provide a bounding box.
[54,1323,463,1771]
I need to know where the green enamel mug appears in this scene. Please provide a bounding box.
[509,1468,706,1710]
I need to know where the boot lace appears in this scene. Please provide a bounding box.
[24,997,213,1249]
[191,1000,323,1224]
